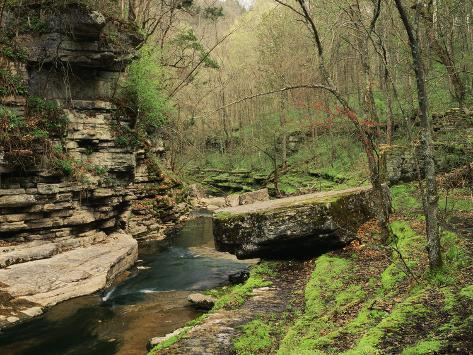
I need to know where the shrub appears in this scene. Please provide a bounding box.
[121,45,172,136]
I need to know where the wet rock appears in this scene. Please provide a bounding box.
[187,293,216,310]
[147,327,189,351]
[228,270,250,285]
[238,188,269,205]
[214,187,377,259]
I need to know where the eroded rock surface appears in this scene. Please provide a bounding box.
[0,232,137,329]
[213,187,376,259]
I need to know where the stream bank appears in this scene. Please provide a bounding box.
[0,214,254,355]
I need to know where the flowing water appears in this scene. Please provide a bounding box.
[0,214,253,355]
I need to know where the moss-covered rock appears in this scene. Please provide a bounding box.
[213,187,376,259]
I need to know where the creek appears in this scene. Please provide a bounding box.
[0,213,252,355]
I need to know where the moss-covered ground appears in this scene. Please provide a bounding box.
[148,262,279,354]
[269,183,472,354]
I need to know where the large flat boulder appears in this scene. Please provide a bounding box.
[0,232,138,329]
[213,187,376,259]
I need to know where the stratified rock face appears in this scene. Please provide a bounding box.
[0,4,142,241]
[0,3,148,327]
[213,187,376,259]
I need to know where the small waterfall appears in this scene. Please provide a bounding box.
[102,287,116,302]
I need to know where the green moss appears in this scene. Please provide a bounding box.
[148,314,209,354]
[459,285,473,300]
[441,287,456,311]
[214,211,236,220]
[400,339,442,355]
[344,307,386,334]
[149,262,277,353]
[233,319,272,355]
[335,284,365,308]
[148,326,191,354]
[439,187,473,213]
[381,221,423,292]
[391,184,421,214]
[213,262,275,310]
[277,256,356,354]
[346,290,429,354]
[428,230,470,286]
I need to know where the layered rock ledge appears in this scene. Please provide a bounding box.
[0,232,137,329]
[213,187,376,259]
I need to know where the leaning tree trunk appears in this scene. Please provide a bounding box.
[395,0,442,269]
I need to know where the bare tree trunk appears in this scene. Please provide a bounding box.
[421,0,466,109]
[395,0,442,269]
[128,0,136,22]
[280,91,288,169]
[350,4,381,138]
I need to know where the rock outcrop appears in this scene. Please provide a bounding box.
[0,3,176,327]
[200,189,270,211]
[213,187,376,259]
[381,108,473,184]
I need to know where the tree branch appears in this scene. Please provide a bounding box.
[193,84,337,119]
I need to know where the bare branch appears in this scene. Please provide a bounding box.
[193,84,337,119]
[273,0,305,17]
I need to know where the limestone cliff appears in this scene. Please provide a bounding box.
[0,2,179,328]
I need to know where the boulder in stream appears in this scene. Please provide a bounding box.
[187,293,216,310]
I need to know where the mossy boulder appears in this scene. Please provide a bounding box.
[213,187,376,259]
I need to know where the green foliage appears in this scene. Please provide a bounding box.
[233,319,272,355]
[26,96,68,136]
[122,46,172,136]
[54,158,74,176]
[0,68,28,96]
[172,29,219,69]
[0,45,27,62]
[0,95,68,171]
[203,6,224,21]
